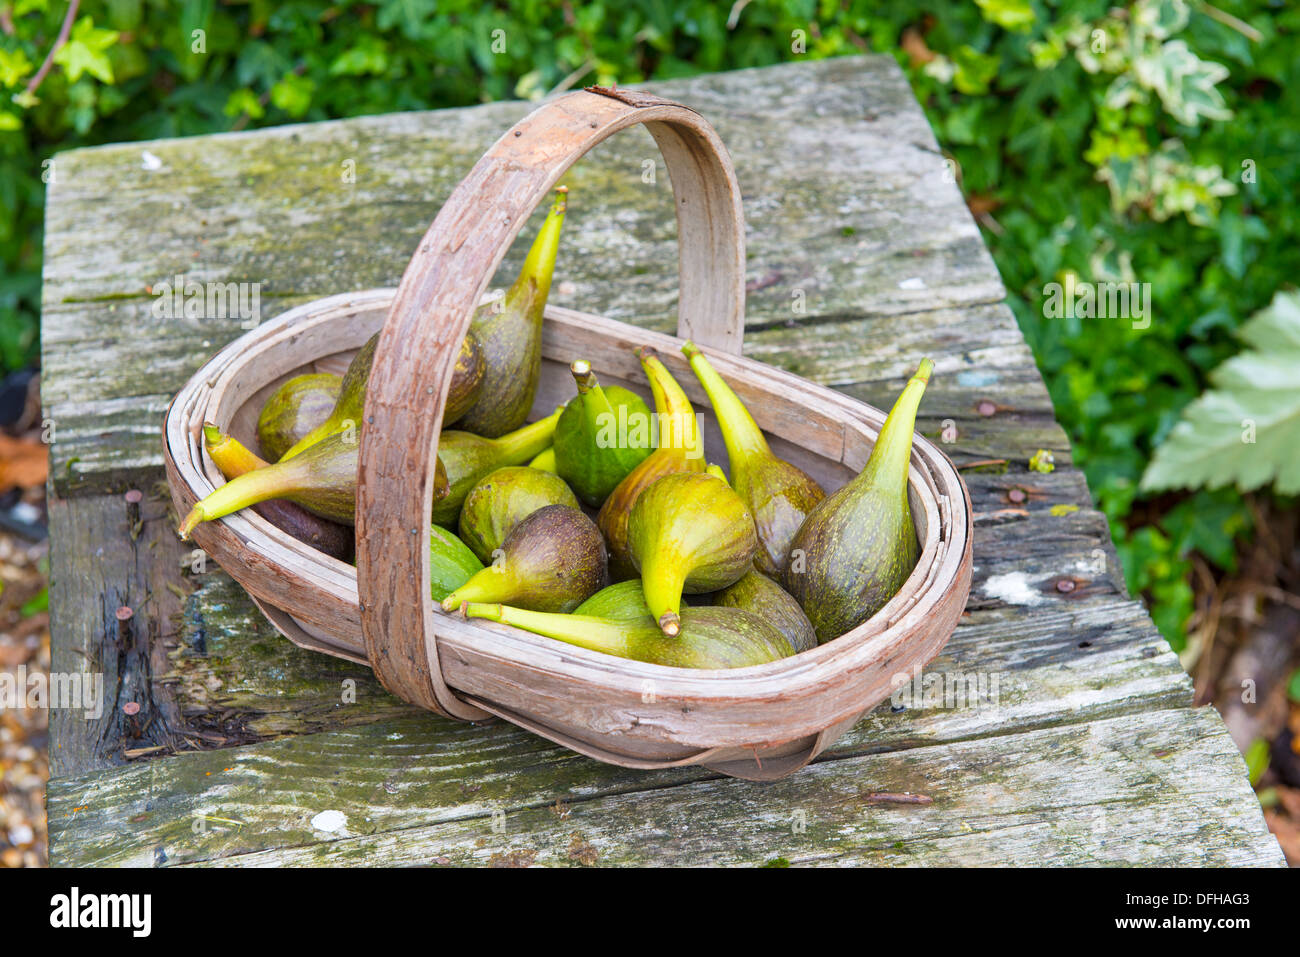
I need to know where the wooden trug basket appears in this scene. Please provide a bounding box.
[163,88,973,782]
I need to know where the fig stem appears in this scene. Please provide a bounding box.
[203,423,268,479]
[176,458,308,540]
[681,340,770,465]
[462,602,628,657]
[490,407,563,463]
[441,564,512,612]
[637,347,702,460]
[860,358,934,487]
[505,185,567,314]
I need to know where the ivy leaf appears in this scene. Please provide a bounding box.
[223,88,264,120]
[376,0,438,42]
[52,16,119,85]
[975,0,1035,33]
[1142,291,1300,495]
[952,45,1000,95]
[270,73,314,117]
[1133,40,1231,126]
[0,48,34,89]
[330,36,389,77]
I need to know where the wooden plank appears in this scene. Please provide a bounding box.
[48,705,1282,867]
[48,492,420,777]
[49,593,1205,866]
[47,490,190,776]
[41,56,1004,495]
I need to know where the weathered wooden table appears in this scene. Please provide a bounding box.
[43,56,1283,866]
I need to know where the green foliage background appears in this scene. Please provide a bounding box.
[2,0,1296,648]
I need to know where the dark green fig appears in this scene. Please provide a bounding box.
[573,580,653,621]
[279,330,485,460]
[441,504,607,613]
[782,359,934,642]
[182,428,450,539]
[713,568,818,653]
[462,603,794,669]
[628,471,757,636]
[443,331,488,426]
[457,465,579,564]
[528,447,558,472]
[682,341,825,578]
[428,524,484,602]
[202,424,353,561]
[597,346,706,580]
[257,373,342,462]
[432,409,562,527]
[457,187,568,437]
[553,359,653,506]
[279,333,377,461]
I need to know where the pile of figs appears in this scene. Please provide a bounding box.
[181,187,935,669]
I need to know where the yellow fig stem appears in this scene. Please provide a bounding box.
[860,358,933,488]
[636,346,703,463]
[681,340,770,465]
[441,564,512,612]
[638,547,687,636]
[462,602,632,657]
[177,458,309,540]
[505,185,567,314]
[529,447,558,473]
[203,423,268,479]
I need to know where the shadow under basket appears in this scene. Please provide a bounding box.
[163,88,973,782]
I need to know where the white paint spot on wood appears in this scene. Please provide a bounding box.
[982,572,1046,606]
[310,809,347,833]
[141,151,163,171]
[898,276,926,290]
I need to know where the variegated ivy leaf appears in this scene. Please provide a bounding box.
[1142,292,1300,496]
[1133,40,1232,126]
[1134,0,1190,41]
[1095,139,1235,226]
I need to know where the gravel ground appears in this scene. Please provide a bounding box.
[0,529,50,869]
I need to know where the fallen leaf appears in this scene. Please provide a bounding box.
[0,434,47,492]
[901,27,936,65]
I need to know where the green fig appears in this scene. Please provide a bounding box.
[462,603,794,669]
[432,409,562,527]
[597,346,706,580]
[681,341,825,578]
[181,430,451,539]
[573,580,653,621]
[278,334,377,461]
[553,359,653,506]
[441,504,607,613]
[528,447,558,473]
[257,373,342,462]
[181,430,360,536]
[713,568,817,653]
[628,471,757,636]
[428,524,484,602]
[280,330,485,460]
[443,331,489,426]
[202,424,354,561]
[782,359,933,642]
[457,466,579,564]
[457,187,568,437]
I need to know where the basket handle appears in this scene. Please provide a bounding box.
[357,88,747,718]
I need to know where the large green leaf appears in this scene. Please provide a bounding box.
[1142,291,1300,494]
